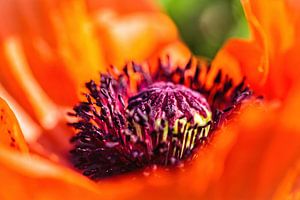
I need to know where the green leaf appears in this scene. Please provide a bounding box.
[159,0,249,59]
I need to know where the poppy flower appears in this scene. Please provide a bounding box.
[0,0,300,200]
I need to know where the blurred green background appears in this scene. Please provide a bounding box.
[159,0,249,59]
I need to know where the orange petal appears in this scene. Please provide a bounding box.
[249,0,295,55]
[0,0,108,106]
[147,41,192,74]
[199,89,300,199]
[0,83,41,142]
[94,12,178,67]
[29,120,74,166]
[86,0,159,15]
[0,36,60,128]
[0,147,103,200]
[248,0,299,100]
[254,86,300,199]
[215,0,300,100]
[210,39,247,87]
[44,0,108,88]
[273,159,300,200]
[287,0,300,41]
[211,0,269,90]
[0,97,28,153]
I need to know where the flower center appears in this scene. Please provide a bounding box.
[127,82,211,162]
[69,58,253,179]
[70,78,212,179]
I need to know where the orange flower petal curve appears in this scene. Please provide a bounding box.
[248,0,298,100]
[0,97,28,153]
[214,0,300,100]
[94,12,179,67]
[273,159,300,200]
[86,0,159,15]
[0,0,108,106]
[147,41,192,75]
[0,36,60,128]
[199,87,300,199]
[211,0,269,90]
[0,147,102,200]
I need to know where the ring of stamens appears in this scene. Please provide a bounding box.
[69,58,253,179]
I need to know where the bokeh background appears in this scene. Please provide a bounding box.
[159,0,249,59]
